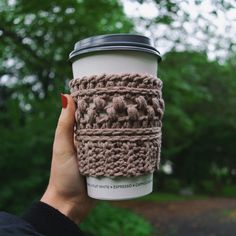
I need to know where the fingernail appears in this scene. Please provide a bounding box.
[61,94,68,108]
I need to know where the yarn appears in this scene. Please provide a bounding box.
[69,73,164,177]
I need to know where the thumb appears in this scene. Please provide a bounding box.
[53,94,76,157]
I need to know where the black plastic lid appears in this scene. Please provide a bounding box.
[69,34,161,62]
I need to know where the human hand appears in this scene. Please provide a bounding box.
[41,94,93,225]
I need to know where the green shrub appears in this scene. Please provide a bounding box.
[80,202,153,236]
[222,185,236,197]
[165,179,181,193]
[201,180,215,194]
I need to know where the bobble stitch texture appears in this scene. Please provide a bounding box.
[69,73,164,177]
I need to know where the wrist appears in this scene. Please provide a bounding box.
[41,188,81,225]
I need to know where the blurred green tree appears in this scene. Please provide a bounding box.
[0,0,133,213]
[132,0,236,58]
[160,51,236,189]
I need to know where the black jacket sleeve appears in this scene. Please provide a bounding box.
[0,212,43,236]
[22,201,84,236]
[0,201,84,236]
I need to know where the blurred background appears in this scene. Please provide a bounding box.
[0,0,236,235]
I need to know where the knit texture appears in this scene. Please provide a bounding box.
[69,73,164,177]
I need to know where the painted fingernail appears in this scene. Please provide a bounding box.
[61,94,68,108]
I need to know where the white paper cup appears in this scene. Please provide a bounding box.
[69,34,161,200]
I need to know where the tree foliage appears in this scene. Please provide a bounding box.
[128,0,236,59]
[0,0,133,213]
[160,51,236,187]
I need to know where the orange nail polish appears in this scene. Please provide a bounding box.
[61,94,68,108]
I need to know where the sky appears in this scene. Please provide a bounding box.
[122,0,236,59]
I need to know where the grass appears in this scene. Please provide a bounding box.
[138,192,207,202]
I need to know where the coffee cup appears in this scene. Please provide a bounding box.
[69,34,163,200]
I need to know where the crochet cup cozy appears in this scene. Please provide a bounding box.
[69,73,164,177]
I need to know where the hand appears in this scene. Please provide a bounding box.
[41,94,93,225]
